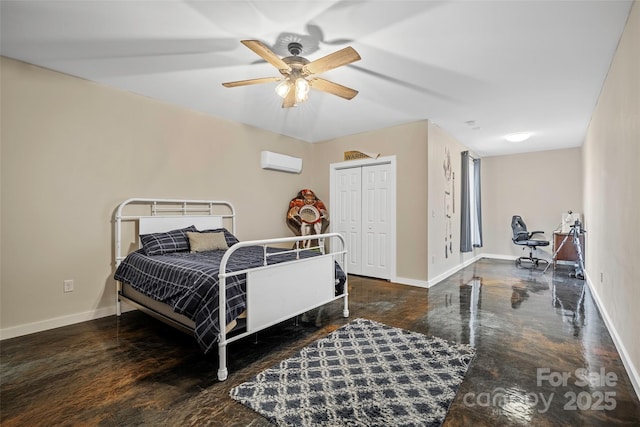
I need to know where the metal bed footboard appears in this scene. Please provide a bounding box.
[216,233,348,381]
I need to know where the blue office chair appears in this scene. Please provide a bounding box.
[511,215,550,268]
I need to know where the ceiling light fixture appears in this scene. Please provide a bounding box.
[505,132,532,142]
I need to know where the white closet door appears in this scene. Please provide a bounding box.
[335,167,362,275]
[361,164,391,279]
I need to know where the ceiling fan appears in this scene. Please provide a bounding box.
[222,40,361,108]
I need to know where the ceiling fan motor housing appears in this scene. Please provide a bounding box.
[287,42,303,56]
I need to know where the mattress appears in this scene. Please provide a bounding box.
[114,246,345,353]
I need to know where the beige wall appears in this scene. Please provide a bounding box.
[0,57,317,332]
[427,122,478,281]
[312,121,429,282]
[0,55,592,336]
[0,57,431,334]
[583,1,640,392]
[481,148,583,259]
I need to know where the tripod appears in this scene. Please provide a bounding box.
[543,220,586,279]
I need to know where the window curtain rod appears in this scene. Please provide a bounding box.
[462,150,479,161]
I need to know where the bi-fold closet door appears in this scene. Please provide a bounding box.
[333,162,392,280]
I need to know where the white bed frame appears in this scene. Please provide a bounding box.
[114,198,349,381]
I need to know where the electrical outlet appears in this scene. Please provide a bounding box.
[63,279,74,293]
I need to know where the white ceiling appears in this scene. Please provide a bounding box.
[0,1,632,157]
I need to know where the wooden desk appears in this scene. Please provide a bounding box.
[553,231,585,267]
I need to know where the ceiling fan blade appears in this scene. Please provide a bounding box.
[309,78,358,100]
[282,88,297,108]
[303,46,361,75]
[241,40,291,72]
[222,77,281,88]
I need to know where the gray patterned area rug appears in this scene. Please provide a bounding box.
[230,318,475,427]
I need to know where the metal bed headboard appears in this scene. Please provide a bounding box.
[114,198,236,266]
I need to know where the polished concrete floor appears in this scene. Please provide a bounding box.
[1,259,639,426]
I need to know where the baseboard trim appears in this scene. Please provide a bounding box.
[426,254,483,288]
[0,303,137,341]
[0,306,116,340]
[393,276,430,288]
[480,253,517,261]
[584,270,640,402]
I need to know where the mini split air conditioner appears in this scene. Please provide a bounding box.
[260,151,302,174]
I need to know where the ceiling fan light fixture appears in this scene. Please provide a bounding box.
[505,132,532,142]
[275,80,291,98]
[294,78,310,103]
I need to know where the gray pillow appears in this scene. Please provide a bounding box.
[140,225,197,256]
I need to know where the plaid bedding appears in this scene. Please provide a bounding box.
[114,246,345,354]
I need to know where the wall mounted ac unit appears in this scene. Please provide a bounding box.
[261,151,302,174]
